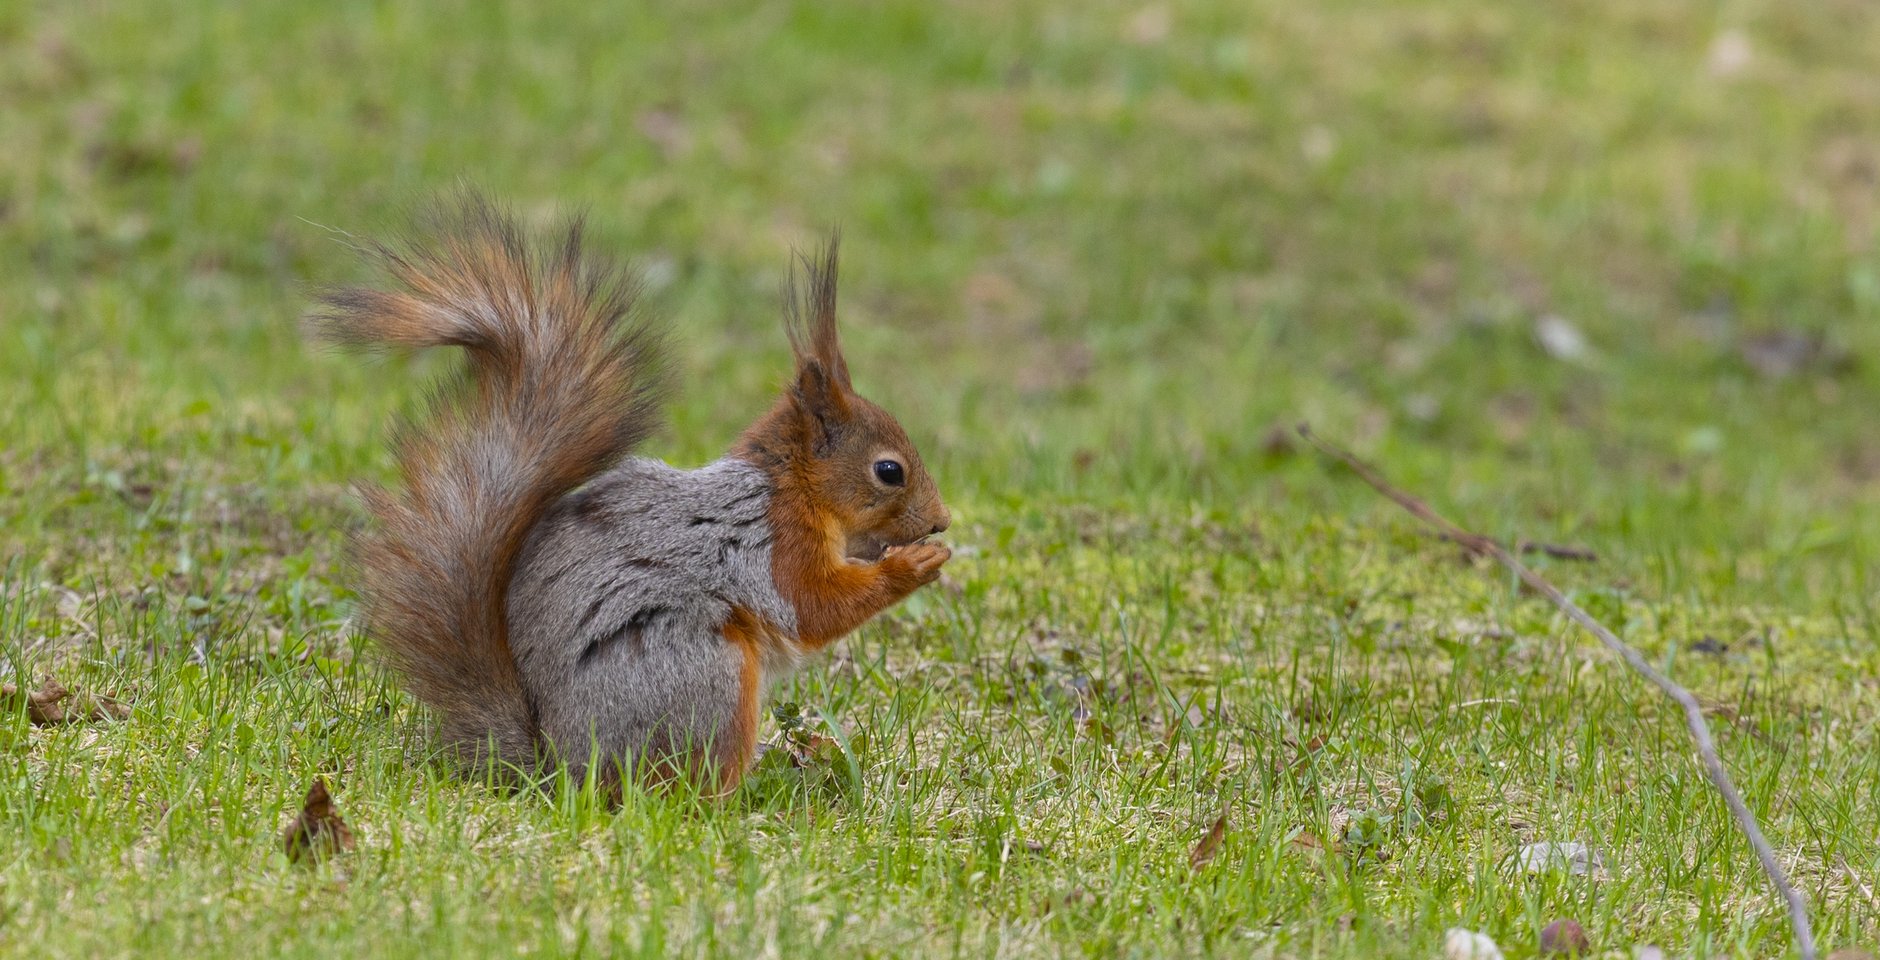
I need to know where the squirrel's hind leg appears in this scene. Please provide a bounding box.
[713,607,769,795]
[531,608,764,796]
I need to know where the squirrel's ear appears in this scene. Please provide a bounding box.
[790,359,851,450]
[783,233,852,392]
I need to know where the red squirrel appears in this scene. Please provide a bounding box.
[314,194,950,793]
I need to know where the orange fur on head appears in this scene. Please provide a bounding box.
[734,236,951,653]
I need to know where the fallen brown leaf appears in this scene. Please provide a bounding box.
[1036,886,1093,916]
[1272,733,1331,781]
[787,732,838,763]
[2,679,131,725]
[1189,810,1228,870]
[282,778,355,864]
[1538,918,1591,956]
[1290,827,1327,853]
[1260,423,1298,459]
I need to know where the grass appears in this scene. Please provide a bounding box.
[3,0,1879,955]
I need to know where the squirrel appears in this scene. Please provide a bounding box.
[313,194,951,794]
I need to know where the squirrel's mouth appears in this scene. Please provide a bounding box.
[844,532,887,563]
[844,531,929,563]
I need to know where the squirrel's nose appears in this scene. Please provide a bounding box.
[929,509,951,535]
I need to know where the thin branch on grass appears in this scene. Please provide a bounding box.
[1515,540,1599,562]
[1838,856,1879,914]
[1437,532,1598,562]
[1447,698,1519,710]
[1296,423,1818,960]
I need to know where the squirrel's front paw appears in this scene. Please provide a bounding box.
[883,541,951,587]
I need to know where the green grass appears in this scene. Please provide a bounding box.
[4,0,1879,956]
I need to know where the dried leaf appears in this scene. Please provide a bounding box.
[3,679,130,725]
[1189,810,1227,870]
[1260,423,1298,459]
[1741,329,1831,380]
[1292,699,1329,723]
[1037,886,1093,916]
[91,698,133,721]
[1538,918,1591,956]
[1161,696,1208,745]
[1274,733,1330,779]
[790,731,838,762]
[4,679,69,723]
[1289,827,1328,855]
[744,714,860,803]
[282,778,355,864]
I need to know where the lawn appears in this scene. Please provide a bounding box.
[3,0,1879,956]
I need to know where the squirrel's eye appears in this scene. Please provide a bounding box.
[872,459,905,486]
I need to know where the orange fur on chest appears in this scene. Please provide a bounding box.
[764,494,891,650]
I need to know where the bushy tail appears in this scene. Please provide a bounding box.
[313,193,668,775]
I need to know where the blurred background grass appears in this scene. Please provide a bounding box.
[5,1,1878,576]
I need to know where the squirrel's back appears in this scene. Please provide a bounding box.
[312,195,668,775]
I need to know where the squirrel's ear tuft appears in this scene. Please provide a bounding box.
[790,358,850,450]
[782,232,851,391]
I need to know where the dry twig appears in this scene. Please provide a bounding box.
[1298,424,1817,960]
[1438,532,1598,562]
[1839,856,1880,914]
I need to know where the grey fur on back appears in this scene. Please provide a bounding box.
[507,456,797,782]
